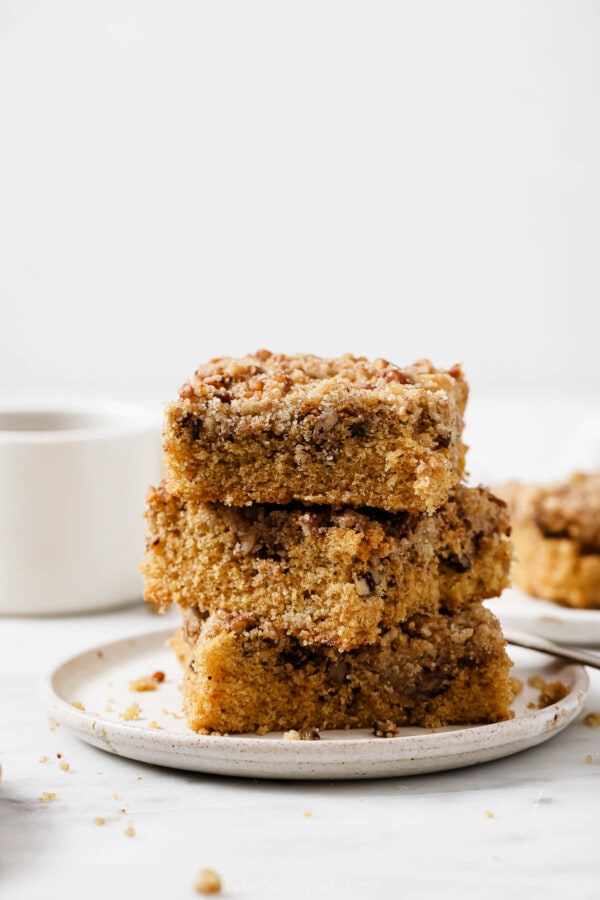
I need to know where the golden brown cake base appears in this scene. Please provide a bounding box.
[497,474,600,609]
[172,606,514,735]
[163,352,468,515]
[143,484,511,650]
[510,524,600,609]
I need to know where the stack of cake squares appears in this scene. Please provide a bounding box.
[142,351,514,735]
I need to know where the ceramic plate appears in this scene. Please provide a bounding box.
[487,588,600,647]
[45,629,589,780]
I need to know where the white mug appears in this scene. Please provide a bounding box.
[0,399,162,615]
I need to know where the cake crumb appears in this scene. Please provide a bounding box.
[48,717,59,731]
[129,674,161,692]
[509,676,524,696]
[283,730,300,741]
[527,675,569,709]
[485,810,494,819]
[584,712,600,728]
[38,792,56,803]
[586,754,593,764]
[299,727,321,741]
[39,755,49,764]
[71,701,85,711]
[194,868,222,895]
[303,810,312,818]
[373,719,399,738]
[148,720,161,729]
[112,793,120,800]
[124,825,136,838]
[93,817,106,826]
[152,670,166,682]
[119,703,141,721]
[59,761,70,772]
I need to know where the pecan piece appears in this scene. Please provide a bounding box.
[312,408,339,443]
[298,727,321,741]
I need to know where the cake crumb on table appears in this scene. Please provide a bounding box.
[583,712,600,728]
[38,792,56,803]
[586,755,594,764]
[93,817,106,826]
[194,869,222,895]
[59,761,70,772]
[283,730,300,741]
[124,826,136,838]
[71,701,85,711]
[303,810,312,818]
[38,755,49,764]
[485,810,494,819]
[148,720,161,729]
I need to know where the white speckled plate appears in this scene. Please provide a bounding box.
[45,629,589,780]
[487,588,600,647]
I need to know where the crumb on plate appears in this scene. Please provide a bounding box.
[119,703,141,721]
[527,675,569,708]
[373,719,399,738]
[129,674,161,692]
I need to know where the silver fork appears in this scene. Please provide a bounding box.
[503,627,600,670]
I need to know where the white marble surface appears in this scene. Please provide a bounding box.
[1,602,599,900]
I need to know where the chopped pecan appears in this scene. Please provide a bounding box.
[298,727,321,741]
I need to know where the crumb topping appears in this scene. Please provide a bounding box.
[179,352,465,406]
[498,473,600,550]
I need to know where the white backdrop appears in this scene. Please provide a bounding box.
[1,0,599,403]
